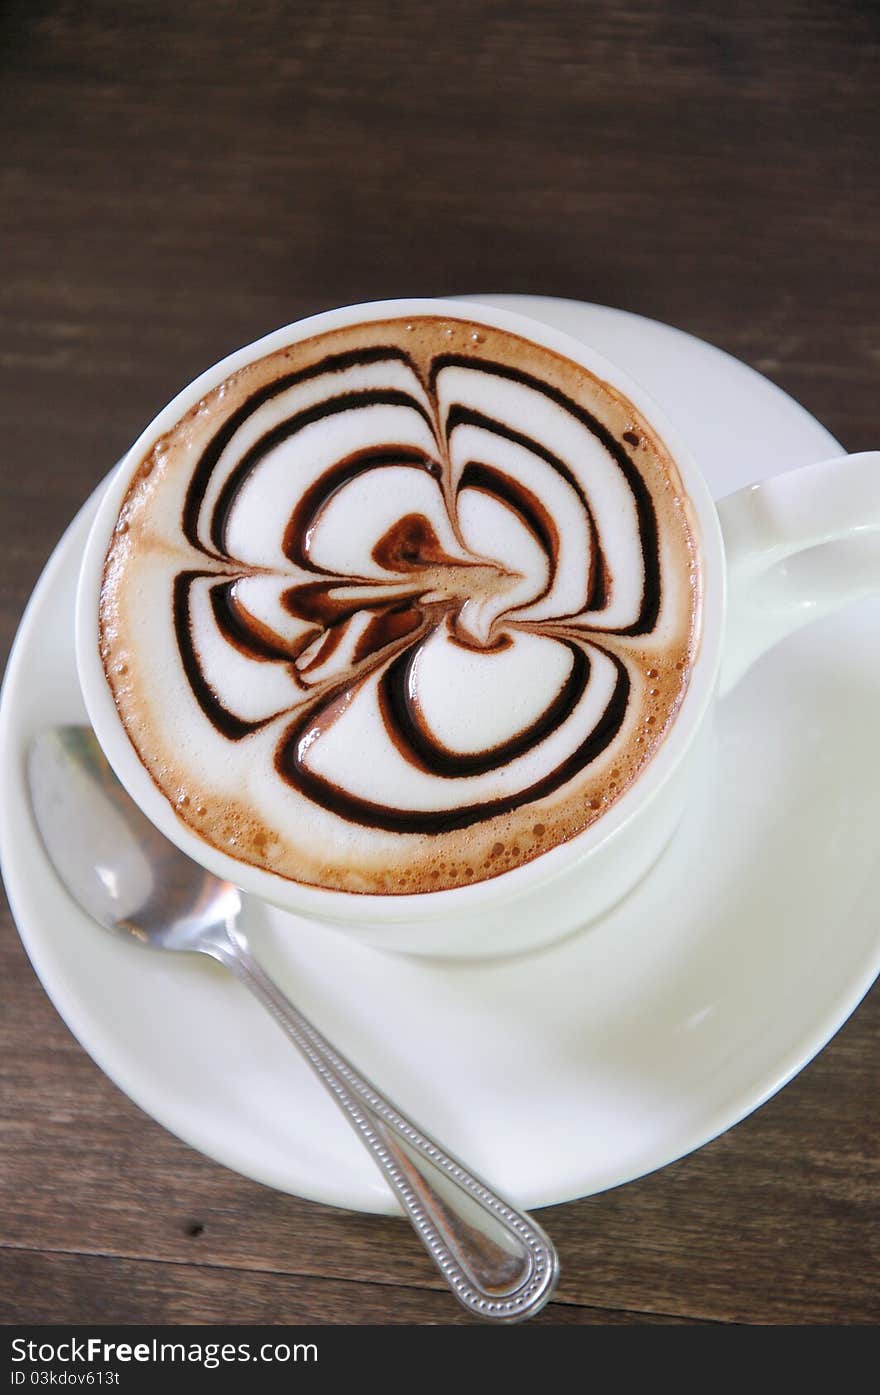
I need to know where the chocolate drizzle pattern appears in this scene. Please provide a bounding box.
[101,316,699,892]
[174,340,657,833]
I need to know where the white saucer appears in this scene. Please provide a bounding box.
[2,296,878,1217]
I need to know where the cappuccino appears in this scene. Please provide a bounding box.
[99,315,701,893]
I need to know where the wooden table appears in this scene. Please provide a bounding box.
[2,0,878,1326]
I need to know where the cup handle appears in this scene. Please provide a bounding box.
[716,452,880,695]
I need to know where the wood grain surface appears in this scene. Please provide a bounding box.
[1,0,878,1326]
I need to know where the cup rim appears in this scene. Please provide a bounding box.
[75,296,725,924]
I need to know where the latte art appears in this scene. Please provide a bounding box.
[100,316,700,893]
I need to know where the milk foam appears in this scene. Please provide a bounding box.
[100,317,700,894]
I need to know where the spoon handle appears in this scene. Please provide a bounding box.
[215,932,559,1322]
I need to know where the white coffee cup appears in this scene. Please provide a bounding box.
[75,298,880,958]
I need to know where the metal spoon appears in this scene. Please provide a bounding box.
[26,726,559,1322]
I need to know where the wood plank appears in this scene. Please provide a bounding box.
[0,1248,710,1325]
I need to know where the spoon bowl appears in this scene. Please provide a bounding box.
[28,727,241,952]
